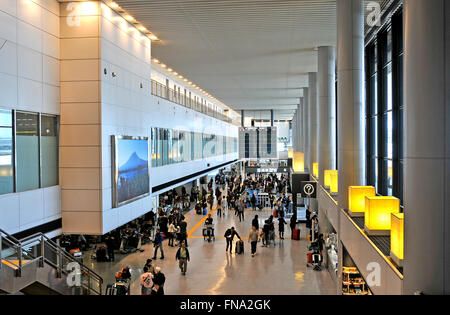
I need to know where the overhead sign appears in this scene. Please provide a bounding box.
[300,181,317,198]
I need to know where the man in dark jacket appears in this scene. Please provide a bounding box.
[175,241,190,275]
[153,229,164,260]
[153,266,166,295]
[224,227,241,253]
[252,215,259,230]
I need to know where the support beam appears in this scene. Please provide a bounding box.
[318,46,336,186]
[337,0,365,209]
[403,0,450,295]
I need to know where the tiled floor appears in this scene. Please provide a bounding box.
[86,205,336,295]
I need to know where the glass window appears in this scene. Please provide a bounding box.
[41,115,58,187]
[0,109,14,195]
[16,111,40,192]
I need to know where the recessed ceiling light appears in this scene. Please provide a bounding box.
[125,15,134,21]
[110,2,119,8]
[149,34,158,40]
[138,26,147,32]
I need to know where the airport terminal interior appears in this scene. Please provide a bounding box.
[0,0,448,296]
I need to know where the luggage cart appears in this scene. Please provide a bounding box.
[203,224,215,242]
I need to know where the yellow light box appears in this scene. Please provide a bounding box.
[293,152,305,173]
[390,213,404,264]
[330,171,338,195]
[313,162,319,178]
[348,186,376,215]
[288,147,294,159]
[324,170,337,188]
[364,196,400,235]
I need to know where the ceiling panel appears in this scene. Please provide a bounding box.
[115,1,392,120]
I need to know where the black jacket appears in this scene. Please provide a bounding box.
[224,229,240,241]
[252,218,259,230]
[176,247,190,261]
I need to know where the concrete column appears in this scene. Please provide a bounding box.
[303,88,310,170]
[292,111,297,151]
[336,0,365,209]
[270,110,274,126]
[403,0,450,295]
[308,73,318,174]
[297,98,304,153]
[318,46,336,186]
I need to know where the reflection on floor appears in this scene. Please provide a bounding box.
[86,206,336,295]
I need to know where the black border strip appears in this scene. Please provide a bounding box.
[12,218,62,240]
[151,160,238,194]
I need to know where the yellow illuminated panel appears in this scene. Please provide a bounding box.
[324,170,337,188]
[391,213,404,260]
[365,196,400,231]
[349,186,376,214]
[330,172,338,194]
[293,152,304,173]
[313,162,319,178]
[288,147,294,159]
[388,166,393,179]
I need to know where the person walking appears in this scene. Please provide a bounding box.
[224,227,241,253]
[290,213,298,239]
[143,258,156,275]
[238,198,245,222]
[140,266,154,295]
[278,216,287,240]
[153,229,165,260]
[251,194,257,211]
[168,221,176,247]
[252,215,259,230]
[153,266,166,295]
[178,217,188,247]
[175,241,190,275]
[248,226,259,257]
[217,196,222,218]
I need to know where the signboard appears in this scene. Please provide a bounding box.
[300,181,317,199]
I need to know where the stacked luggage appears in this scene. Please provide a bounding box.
[96,245,108,262]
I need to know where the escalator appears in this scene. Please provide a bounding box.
[0,229,102,295]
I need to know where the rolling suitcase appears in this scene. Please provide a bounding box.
[307,252,313,264]
[292,229,300,240]
[235,240,244,254]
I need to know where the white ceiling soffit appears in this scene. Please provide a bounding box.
[115,0,337,120]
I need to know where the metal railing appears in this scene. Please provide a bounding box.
[150,80,241,126]
[0,229,103,295]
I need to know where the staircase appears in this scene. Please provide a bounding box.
[0,229,102,295]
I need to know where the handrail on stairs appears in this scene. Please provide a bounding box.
[0,228,103,295]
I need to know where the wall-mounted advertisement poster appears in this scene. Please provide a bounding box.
[112,136,150,208]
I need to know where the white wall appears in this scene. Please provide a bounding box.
[59,2,238,235]
[0,0,61,235]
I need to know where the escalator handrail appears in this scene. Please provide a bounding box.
[0,228,103,294]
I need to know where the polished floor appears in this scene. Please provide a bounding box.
[86,204,336,295]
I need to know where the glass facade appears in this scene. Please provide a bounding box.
[365,10,404,203]
[151,127,237,168]
[0,109,14,195]
[0,109,60,196]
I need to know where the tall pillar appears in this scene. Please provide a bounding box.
[318,46,336,186]
[303,87,310,170]
[403,0,450,295]
[292,110,297,151]
[337,0,365,209]
[308,73,318,174]
[241,110,244,127]
[270,109,274,127]
[297,98,304,153]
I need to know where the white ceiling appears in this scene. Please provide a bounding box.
[114,0,390,120]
